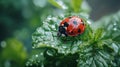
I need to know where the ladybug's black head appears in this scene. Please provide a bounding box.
[57,22,69,37]
[57,26,67,37]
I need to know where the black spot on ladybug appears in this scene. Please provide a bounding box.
[73,21,78,25]
[71,31,74,34]
[78,29,81,33]
[64,22,69,27]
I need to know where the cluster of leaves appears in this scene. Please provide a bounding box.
[26,10,120,67]
[26,0,120,67]
[94,11,120,66]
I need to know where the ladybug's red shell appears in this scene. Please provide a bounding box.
[58,16,85,36]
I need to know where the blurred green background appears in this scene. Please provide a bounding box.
[0,0,120,67]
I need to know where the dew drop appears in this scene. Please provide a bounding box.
[59,14,64,18]
[41,63,44,67]
[52,17,58,22]
[30,59,33,62]
[113,23,117,26]
[29,63,32,66]
[47,16,52,21]
[86,60,89,64]
[62,46,67,49]
[46,50,54,56]
[66,50,69,54]
[87,20,91,24]
[113,27,117,31]
[38,60,40,63]
[40,53,43,55]
[76,60,79,62]
[26,62,30,66]
[51,25,55,29]
[35,55,38,57]
[51,45,55,47]
[32,46,35,49]
[37,27,44,34]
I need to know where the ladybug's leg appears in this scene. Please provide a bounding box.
[63,32,68,37]
[63,22,69,37]
[57,32,61,37]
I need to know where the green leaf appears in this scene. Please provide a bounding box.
[78,44,114,67]
[26,49,45,67]
[27,11,120,67]
[94,11,120,67]
[71,0,83,12]
[93,28,103,41]
[48,0,63,9]
[78,30,116,67]
[95,11,120,43]
[28,15,85,67]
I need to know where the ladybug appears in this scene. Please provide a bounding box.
[58,16,85,37]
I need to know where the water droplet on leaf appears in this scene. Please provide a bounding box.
[62,46,67,49]
[35,55,38,57]
[113,27,117,31]
[40,53,43,55]
[32,46,35,49]
[113,22,117,26]
[51,45,55,47]
[46,50,54,56]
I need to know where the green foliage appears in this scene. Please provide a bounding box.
[0,38,27,67]
[1,0,119,67]
[26,10,120,66]
[26,0,120,66]
[95,11,120,42]
[95,11,120,66]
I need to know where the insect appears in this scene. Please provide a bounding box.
[58,16,85,36]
